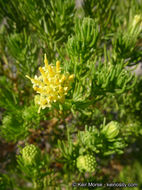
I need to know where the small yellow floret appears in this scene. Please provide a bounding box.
[56,61,60,72]
[26,55,74,113]
[69,74,74,81]
[61,75,66,82]
[39,67,46,79]
[44,54,48,68]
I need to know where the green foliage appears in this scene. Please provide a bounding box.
[67,17,99,63]
[0,0,142,189]
[57,121,128,174]
[92,59,137,95]
[118,161,142,190]
[0,76,18,111]
[78,123,127,156]
[0,174,13,190]
[7,30,40,76]
[113,14,142,64]
[17,144,50,189]
[18,0,75,61]
[0,102,45,142]
[82,0,116,33]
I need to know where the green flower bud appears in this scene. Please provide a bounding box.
[101,121,120,141]
[76,154,96,172]
[21,144,41,165]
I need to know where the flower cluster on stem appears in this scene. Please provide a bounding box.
[26,54,74,113]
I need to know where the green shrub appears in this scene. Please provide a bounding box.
[0,0,142,189]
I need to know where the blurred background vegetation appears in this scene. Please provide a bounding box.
[0,0,142,189]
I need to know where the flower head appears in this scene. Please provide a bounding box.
[21,144,41,165]
[76,154,96,172]
[101,121,120,141]
[26,54,74,113]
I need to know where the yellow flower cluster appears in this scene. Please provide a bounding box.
[26,55,74,113]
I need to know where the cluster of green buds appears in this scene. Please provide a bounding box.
[76,154,96,173]
[26,54,74,113]
[20,144,41,166]
[100,121,127,155]
[101,121,120,141]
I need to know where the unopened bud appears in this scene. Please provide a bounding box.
[21,144,41,165]
[101,121,120,141]
[76,154,96,172]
